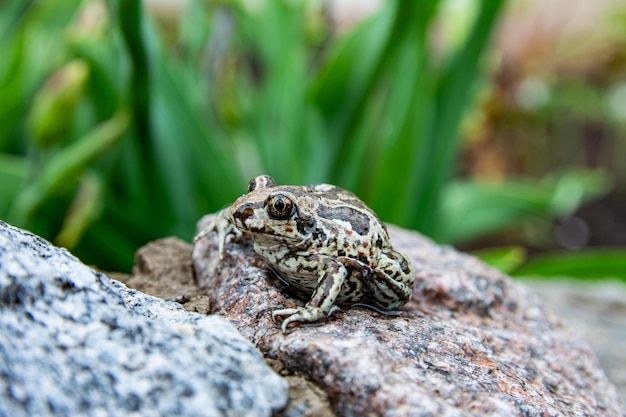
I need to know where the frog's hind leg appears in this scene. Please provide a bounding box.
[338,255,412,311]
[362,269,413,311]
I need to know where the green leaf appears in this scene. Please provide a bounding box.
[512,249,626,280]
[321,2,442,187]
[235,0,320,183]
[547,169,613,217]
[26,59,90,148]
[151,32,243,214]
[409,0,506,237]
[439,180,553,243]
[55,171,103,249]
[472,246,528,274]
[0,152,26,216]
[116,0,152,146]
[77,219,141,272]
[439,169,612,244]
[0,0,88,152]
[9,109,130,226]
[311,2,394,137]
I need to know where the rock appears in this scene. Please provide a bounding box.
[122,237,211,314]
[0,221,288,417]
[115,236,337,417]
[525,279,626,408]
[265,358,335,417]
[193,214,624,416]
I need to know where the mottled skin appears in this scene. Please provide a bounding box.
[195,175,414,333]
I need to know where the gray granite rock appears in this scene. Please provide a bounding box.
[0,221,288,417]
[193,214,624,417]
[525,279,626,407]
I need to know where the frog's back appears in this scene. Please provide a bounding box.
[289,184,393,266]
[309,184,371,209]
[310,184,388,237]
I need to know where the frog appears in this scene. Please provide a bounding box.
[194,175,414,333]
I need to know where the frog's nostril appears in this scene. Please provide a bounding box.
[234,204,255,222]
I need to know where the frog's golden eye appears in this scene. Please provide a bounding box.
[267,194,295,220]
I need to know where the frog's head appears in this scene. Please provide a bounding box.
[230,175,317,245]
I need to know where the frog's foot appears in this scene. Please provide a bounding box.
[193,208,242,259]
[272,306,340,334]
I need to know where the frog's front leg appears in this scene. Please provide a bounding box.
[272,259,348,334]
[193,207,242,259]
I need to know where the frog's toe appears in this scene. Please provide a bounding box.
[193,224,214,243]
[272,306,340,334]
[280,316,297,334]
[279,312,322,334]
[271,308,300,321]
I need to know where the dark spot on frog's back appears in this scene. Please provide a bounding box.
[317,205,371,236]
[312,227,327,242]
[296,215,316,235]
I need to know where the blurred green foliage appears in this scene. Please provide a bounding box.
[0,0,623,278]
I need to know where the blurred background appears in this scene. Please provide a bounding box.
[1,0,625,278]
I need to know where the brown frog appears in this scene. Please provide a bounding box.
[194,175,414,333]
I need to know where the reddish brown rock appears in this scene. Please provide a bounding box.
[192,214,623,416]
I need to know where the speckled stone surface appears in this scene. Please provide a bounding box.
[525,279,626,408]
[193,214,624,417]
[0,222,288,417]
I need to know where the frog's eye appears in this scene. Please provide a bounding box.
[266,194,295,220]
[248,175,276,192]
